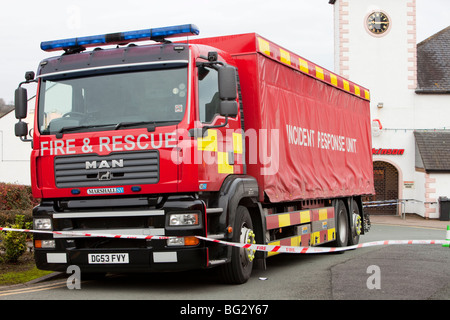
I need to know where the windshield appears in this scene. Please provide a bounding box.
[38,67,188,134]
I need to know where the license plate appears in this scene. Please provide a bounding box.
[88,253,129,264]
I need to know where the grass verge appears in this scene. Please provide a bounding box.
[0,251,53,286]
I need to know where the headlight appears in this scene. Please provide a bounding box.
[34,218,52,230]
[169,213,199,226]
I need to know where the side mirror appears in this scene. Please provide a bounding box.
[15,121,29,137]
[14,71,35,143]
[15,87,28,119]
[220,100,238,118]
[218,66,237,101]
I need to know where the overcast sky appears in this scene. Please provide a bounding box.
[0,0,449,103]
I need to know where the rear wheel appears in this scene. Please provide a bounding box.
[333,200,349,247]
[348,199,362,245]
[218,206,255,284]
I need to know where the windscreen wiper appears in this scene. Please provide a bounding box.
[114,120,180,131]
[56,123,116,138]
[54,120,180,138]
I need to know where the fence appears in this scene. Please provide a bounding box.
[363,199,437,219]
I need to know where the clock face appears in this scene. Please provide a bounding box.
[366,12,390,35]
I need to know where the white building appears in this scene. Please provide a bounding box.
[0,97,35,185]
[2,2,449,220]
[331,0,450,219]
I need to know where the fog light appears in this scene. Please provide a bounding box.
[169,213,199,226]
[167,236,200,246]
[167,237,185,246]
[42,240,56,248]
[34,218,52,230]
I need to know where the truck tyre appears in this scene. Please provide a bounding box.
[219,205,255,284]
[333,200,349,248]
[348,199,361,245]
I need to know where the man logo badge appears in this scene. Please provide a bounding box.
[85,159,124,170]
[98,171,111,181]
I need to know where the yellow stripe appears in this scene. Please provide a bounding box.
[330,73,338,86]
[315,66,324,80]
[343,80,350,92]
[299,58,309,74]
[300,210,310,223]
[197,130,217,151]
[365,89,370,100]
[267,240,280,257]
[257,37,271,56]
[232,133,242,154]
[354,85,360,96]
[291,236,300,247]
[278,214,291,228]
[279,48,291,65]
[328,228,336,241]
[217,152,233,174]
[311,231,321,245]
[319,208,328,221]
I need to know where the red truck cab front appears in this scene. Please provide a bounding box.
[15,25,255,281]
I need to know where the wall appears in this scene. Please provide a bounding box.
[0,97,35,185]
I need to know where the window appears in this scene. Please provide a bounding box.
[198,66,220,123]
[38,67,188,134]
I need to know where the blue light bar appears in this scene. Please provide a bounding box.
[40,24,199,52]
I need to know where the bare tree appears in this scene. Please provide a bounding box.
[0,98,14,117]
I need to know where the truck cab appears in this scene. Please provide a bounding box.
[15,24,259,283]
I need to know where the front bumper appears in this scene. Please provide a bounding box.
[32,195,225,273]
[35,246,207,273]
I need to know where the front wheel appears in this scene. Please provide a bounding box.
[218,206,255,284]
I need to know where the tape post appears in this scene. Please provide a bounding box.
[1,226,449,253]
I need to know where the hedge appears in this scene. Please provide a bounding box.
[0,183,39,226]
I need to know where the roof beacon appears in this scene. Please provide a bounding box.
[40,24,200,53]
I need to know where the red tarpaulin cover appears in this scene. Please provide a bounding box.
[254,55,374,202]
[191,33,374,203]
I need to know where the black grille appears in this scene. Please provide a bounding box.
[54,151,159,188]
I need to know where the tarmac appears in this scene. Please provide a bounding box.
[369,213,450,230]
[17,212,450,286]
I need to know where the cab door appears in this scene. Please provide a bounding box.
[196,64,244,192]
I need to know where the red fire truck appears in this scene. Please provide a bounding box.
[14,24,374,284]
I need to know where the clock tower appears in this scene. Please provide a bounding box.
[331,0,417,116]
[330,0,418,215]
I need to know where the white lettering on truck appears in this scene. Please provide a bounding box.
[40,132,177,156]
[285,123,357,154]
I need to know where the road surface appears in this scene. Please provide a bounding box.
[0,223,448,305]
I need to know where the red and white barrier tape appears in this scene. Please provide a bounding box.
[196,236,449,253]
[1,227,449,253]
[0,227,170,240]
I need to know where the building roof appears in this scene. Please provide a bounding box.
[414,131,450,172]
[416,26,450,93]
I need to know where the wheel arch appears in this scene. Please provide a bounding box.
[216,175,266,268]
[216,175,262,233]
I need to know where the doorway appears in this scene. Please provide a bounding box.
[366,161,399,215]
